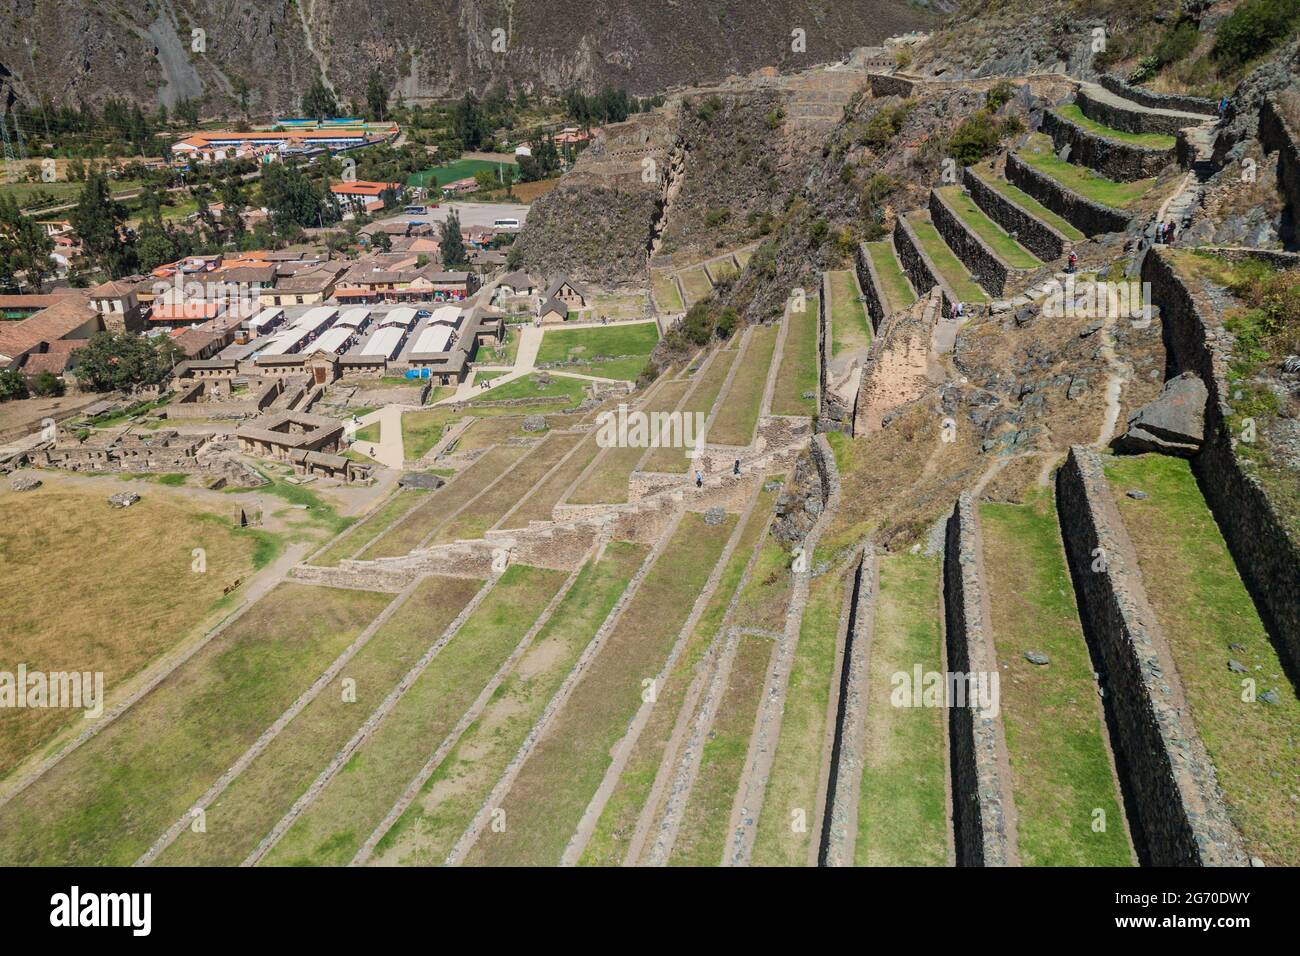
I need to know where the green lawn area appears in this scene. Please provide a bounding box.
[354,420,381,443]
[858,554,949,866]
[828,270,872,357]
[679,266,714,304]
[905,212,989,303]
[407,158,515,189]
[464,513,736,866]
[474,328,520,366]
[401,407,456,460]
[968,163,1085,241]
[938,185,1040,269]
[262,565,567,867]
[155,576,483,866]
[980,492,1133,866]
[370,542,648,865]
[652,271,685,312]
[708,323,779,446]
[479,373,588,405]
[1057,104,1177,150]
[770,293,819,417]
[1105,454,1299,866]
[0,584,390,865]
[535,323,660,381]
[1017,133,1157,209]
[864,241,917,315]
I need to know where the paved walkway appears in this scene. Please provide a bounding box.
[349,404,414,468]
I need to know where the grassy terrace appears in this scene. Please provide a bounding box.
[706,257,739,283]
[751,564,845,865]
[980,493,1133,866]
[731,538,795,634]
[536,322,660,382]
[1017,133,1157,209]
[828,270,872,357]
[465,513,736,866]
[580,487,776,866]
[357,445,530,559]
[651,270,685,312]
[770,293,819,417]
[369,543,648,865]
[480,373,588,405]
[668,634,773,866]
[310,488,430,566]
[905,212,989,303]
[431,433,582,543]
[0,584,391,866]
[262,565,568,866]
[568,379,692,503]
[1056,104,1177,150]
[1105,454,1299,866]
[501,431,601,527]
[968,163,1085,241]
[640,348,738,473]
[864,241,917,315]
[679,265,714,304]
[937,185,1040,269]
[156,576,483,866]
[857,554,949,866]
[709,324,779,446]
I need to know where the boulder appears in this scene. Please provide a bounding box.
[399,472,446,490]
[1113,371,1208,457]
[521,415,548,433]
[108,492,140,508]
[703,506,727,526]
[10,474,41,491]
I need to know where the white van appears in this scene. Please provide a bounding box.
[493,217,520,229]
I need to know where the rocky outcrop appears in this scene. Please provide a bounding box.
[963,169,1070,262]
[1042,108,1176,182]
[1005,150,1133,236]
[1258,95,1300,250]
[1112,371,1207,456]
[1056,446,1249,867]
[868,73,915,98]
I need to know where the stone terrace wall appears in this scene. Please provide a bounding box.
[818,273,852,432]
[928,187,1035,297]
[855,241,888,331]
[893,218,958,318]
[1099,74,1218,118]
[942,494,1014,867]
[1076,86,1203,137]
[1005,151,1132,236]
[1258,95,1300,249]
[1042,108,1175,182]
[962,168,1068,262]
[1143,249,1300,677]
[868,73,915,99]
[1056,446,1249,866]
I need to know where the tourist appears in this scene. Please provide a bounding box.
[1067,251,1078,273]
[695,469,704,488]
[733,458,741,476]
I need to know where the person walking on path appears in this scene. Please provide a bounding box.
[695,469,704,489]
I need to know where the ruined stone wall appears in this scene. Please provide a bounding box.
[1005,151,1132,236]
[1098,75,1217,118]
[963,168,1068,262]
[1055,446,1249,866]
[855,241,888,331]
[928,187,1034,297]
[1258,95,1300,249]
[1142,249,1300,677]
[1076,86,1199,137]
[1042,109,1175,182]
[941,494,1014,867]
[818,273,852,432]
[868,73,915,98]
[893,217,957,318]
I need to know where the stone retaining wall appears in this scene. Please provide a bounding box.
[1042,108,1175,182]
[893,217,958,318]
[855,241,888,331]
[1258,95,1300,249]
[1056,445,1249,866]
[1143,249,1300,678]
[1076,86,1202,137]
[942,494,1014,866]
[962,169,1069,262]
[928,188,1035,297]
[1005,150,1132,236]
[1098,74,1218,118]
[868,73,915,99]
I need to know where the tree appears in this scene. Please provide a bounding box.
[72,331,178,392]
[440,210,467,268]
[365,69,389,121]
[31,371,65,397]
[69,171,136,278]
[260,163,332,232]
[370,230,392,252]
[0,195,55,293]
[453,92,490,151]
[301,77,339,121]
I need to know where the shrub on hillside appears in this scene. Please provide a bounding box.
[947,111,1001,166]
[1213,0,1300,68]
[31,371,64,397]
[986,80,1016,112]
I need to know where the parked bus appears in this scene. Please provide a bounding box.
[494,217,520,229]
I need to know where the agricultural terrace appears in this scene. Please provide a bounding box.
[708,323,779,446]
[770,293,819,417]
[639,347,737,473]
[1016,134,1157,209]
[568,378,692,503]
[828,270,873,357]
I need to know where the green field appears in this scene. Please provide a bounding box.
[864,241,917,316]
[407,158,516,189]
[479,373,589,405]
[905,212,990,303]
[770,293,819,417]
[679,266,714,304]
[858,554,949,866]
[938,185,1040,269]
[708,324,779,446]
[536,323,660,381]
[828,270,873,357]
[504,431,601,526]
[1017,134,1157,209]
[967,164,1085,241]
[652,271,685,312]
[981,493,1133,866]
[1057,104,1177,150]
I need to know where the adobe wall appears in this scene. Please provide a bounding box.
[941,493,1014,867]
[1004,151,1132,236]
[1041,109,1175,182]
[928,188,1035,297]
[1056,446,1249,866]
[1076,86,1202,137]
[1142,249,1300,677]
[1258,95,1300,249]
[893,218,958,318]
[962,168,1069,262]
[1098,74,1218,118]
